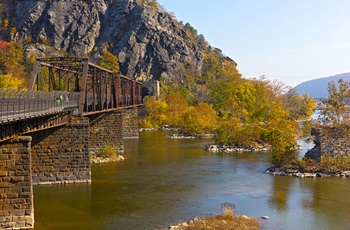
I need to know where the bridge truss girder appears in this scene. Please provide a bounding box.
[29,57,143,116]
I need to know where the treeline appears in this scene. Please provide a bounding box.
[0,36,122,90]
[133,0,317,167]
[140,42,316,167]
[0,40,34,89]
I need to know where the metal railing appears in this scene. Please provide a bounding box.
[0,89,79,123]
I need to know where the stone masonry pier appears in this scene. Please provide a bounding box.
[0,107,140,229]
[0,137,34,229]
[30,117,90,185]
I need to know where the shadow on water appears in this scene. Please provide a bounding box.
[33,131,350,230]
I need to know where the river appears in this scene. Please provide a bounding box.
[33,131,350,230]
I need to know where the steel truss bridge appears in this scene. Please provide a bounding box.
[0,57,143,141]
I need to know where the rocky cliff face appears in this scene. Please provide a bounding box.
[4,0,205,84]
[13,0,106,56]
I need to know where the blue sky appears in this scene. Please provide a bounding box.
[156,0,350,87]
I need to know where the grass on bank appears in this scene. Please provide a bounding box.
[173,203,260,230]
[90,143,125,163]
[298,155,350,173]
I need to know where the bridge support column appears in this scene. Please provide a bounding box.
[31,117,90,185]
[122,107,139,139]
[89,111,124,153]
[0,137,34,229]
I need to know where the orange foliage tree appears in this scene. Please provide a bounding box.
[182,103,218,134]
[165,92,187,127]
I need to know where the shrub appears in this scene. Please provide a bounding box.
[139,118,154,128]
[320,154,350,172]
[98,142,117,157]
[221,202,235,220]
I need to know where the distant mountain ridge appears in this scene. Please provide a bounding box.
[294,73,350,98]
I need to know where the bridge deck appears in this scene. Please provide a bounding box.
[0,57,143,141]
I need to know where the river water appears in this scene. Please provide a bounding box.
[33,131,350,230]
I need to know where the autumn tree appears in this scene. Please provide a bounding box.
[165,92,187,127]
[182,103,218,134]
[184,22,198,40]
[209,77,239,117]
[200,52,221,83]
[284,89,316,120]
[140,96,167,128]
[210,74,301,166]
[319,78,350,126]
[99,50,120,73]
[264,117,299,167]
[0,73,24,89]
[0,40,26,89]
[136,0,160,10]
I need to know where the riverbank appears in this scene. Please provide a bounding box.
[167,204,260,230]
[90,154,125,163]
[168,133,215,139]
[168,215,259,230]
[205,144,271,153]
[265,166,350,178]
[139,126,216,139]
[139,126,180,132]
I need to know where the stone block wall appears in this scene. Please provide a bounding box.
[122,107,139,139]
[0,136,34,229]
[89,111,123,153]
[30,117,91,185]
[305,127,350,163]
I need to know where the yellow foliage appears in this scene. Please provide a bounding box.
[3,19,9,30]
[166,92,187,126]
[182,103,218,134]
[98,142,117,157]
[139,118,153,128]
[136,0,160,10]
[143,96,168,127]
[185,30,193,39]
[220,60,240,78]
[194,103,218,129]
[10,27,16,38]
[0,73,25,90]
[99,50,120,73]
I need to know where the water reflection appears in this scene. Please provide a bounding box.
[33,131,350,230]
[269,176,293,211]
[299,178,350,230]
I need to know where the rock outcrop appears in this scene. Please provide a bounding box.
[3,0,207,85]
[13,0,107,56]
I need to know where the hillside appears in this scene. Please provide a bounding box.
[294,73,350,99]
[0,0,234,89]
